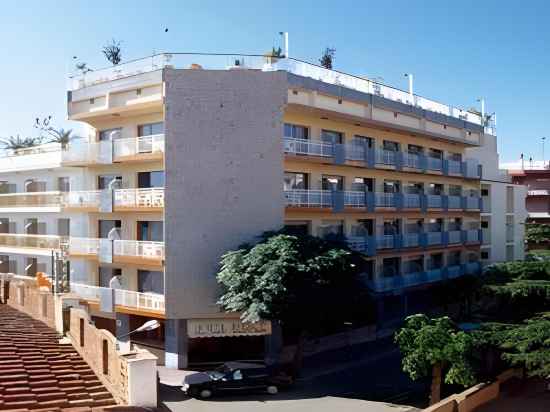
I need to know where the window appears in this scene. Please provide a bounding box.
[383,140,399,152]
[0,255,8,273]
[57,219,70,237]
[25,218,38,235]
[138,122,164,137]
[25,180,46,192]
[449,152,462,161]
[383,180,400,193]
[408,144,423,154]
[481,251,490,260]
[138,270,164,294]
[352,177,373,192]
[99,128,122,141]
[481,188,490,196]
[137,221,164,242]
[448,218,462,231]
[318,220,344,240]
[427,218,443,232]
[25,257,37,277]
[405,256,424,274]
[284,123,309,140]
[407,219,424,234]
[406,182,424,194]
[283,172,307,190]
[0,218,9,234]
[383,219,401,235]
[99,267,122,288]
[322,175,344,191]
[138,171,165,188]
[284,221,310,236]
[448,251,462,266]
[382,257,400,277]
[428,148,443,159]
[353,135,374,148]
[429,253,444,269]
[481,221,489,229]
[321,130,343,144]
[98,175,122,190]
[57,177,70,192]
[429,183,443,195]
[352,219,374,236]
[98,220,121,239]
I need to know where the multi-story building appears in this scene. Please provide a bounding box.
[466,136,527,264]
[1,53,497,368]
[501,160,550,225]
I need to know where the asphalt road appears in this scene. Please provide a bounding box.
[158,339,427,412]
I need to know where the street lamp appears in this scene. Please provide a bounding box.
[404,73,414,102]
[116,320,161,351]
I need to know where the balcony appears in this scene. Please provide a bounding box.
[481,198,491,213]
[345,236,375,256]
[63,188,164,212]
[464,261,481,275]
[402,233,421,248]
[0,192,62,212]
[427,157,443,172]
[465,197,481,210]
[447,265,463,279]
[527,189,550,196]
[377,234,398,250]
[464,229,481,243]
[403,194,421,209]
[284,189,332,208]
[68,238,164,266]
[61,134,164,166]
[425,231,444,246]
[402,153,422,169]
[0,144,62,173]
[375,150,398,167]
[426,194,444,209]
[375,192,398,208]
[283,138,333,158]
[0,233,62,256]
[343,191,368,208]
[447,195,463,210]
[70,282,165,314]
[448,230,462,244]
[447,159,462,175]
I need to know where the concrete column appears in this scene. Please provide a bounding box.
[165,319,189,369]
[264,321,283,366]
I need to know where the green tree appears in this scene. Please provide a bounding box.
[102,39,122,65]
[525,223,550,244]
[319,47,336,69]
[394,314,476,405]
[35,116,78,148]
[0,135,43,151]
[217,232,370,375]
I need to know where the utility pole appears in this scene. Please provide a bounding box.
[543,137,546,167]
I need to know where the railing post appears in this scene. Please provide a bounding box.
[333,144,345,165]
[332,190,344,213]
[442,159,449,176]
[395,193,404,211]
[442,231,449,246]
[419,153,427,172]
[442,195,449,212]
[366,192,375,213]
[396,151,403,171]
[461,196,467,211]
[366,147,375,168]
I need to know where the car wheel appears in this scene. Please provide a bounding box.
[199,389,213,399]
[267,385,278,395]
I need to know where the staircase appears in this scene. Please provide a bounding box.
[0,304,117,411]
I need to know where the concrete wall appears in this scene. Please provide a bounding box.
[4,275,56,328]
[163,69,288,318]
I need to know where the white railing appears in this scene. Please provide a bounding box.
[375,149,397,165]
[114,188,164,209]
[376,192,397,208]
[68,54,485,130]
[70,282,165,312]
[113,240,165,260]
[343,191,367,208]
[403,153,421,169]
[0,144,62,172]
[114,288,165,312]
[62,190,101,209]
[0,233,62,250]
[447,160,462,175]
[283,137,333,157]
[284,189,332,207]
[403,193,421,209]
[113,134,165,159]
[448,231,462,244]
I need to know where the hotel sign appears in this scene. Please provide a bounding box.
[187,318,272,338]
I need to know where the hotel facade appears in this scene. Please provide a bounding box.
[0,53,522,367]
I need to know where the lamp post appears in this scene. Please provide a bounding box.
[404,73,414,103]
[279,32,289,58]
[116,320,161,351]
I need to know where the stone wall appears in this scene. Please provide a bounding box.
[68,308,158,407]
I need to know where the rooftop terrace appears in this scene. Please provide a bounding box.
[68,53,495,134]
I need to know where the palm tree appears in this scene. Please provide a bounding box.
[102,39,122,65]
[47,128,74,148]
[0,135,43,151]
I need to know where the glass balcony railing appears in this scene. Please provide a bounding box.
[427,157,443,171]
[376,149,397,166]
[62,134,164,165]
[465,197,481,210]
[68,238,164,263]
[427,194,444,208]
[403,233,421,248]
[447,159,462,175]
[0,233,62,251]
[448,230,462,244]
[283,137,334,157]
[375,192,397,208]
[465,229,481,243]
[0,192,62,209]
[447,195,463,209]
[403,193,421,209]
[63,188,164,211]
[426,231,444,246]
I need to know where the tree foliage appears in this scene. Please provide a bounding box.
[102,39,122,65]
[319,47,336,69]
[395,314,477,388]
[217,232,369,332]
[34,116,77,148]
[525,223,550,244]
[0,135,43,151]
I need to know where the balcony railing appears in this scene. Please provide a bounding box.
[376,192,397,208]
[70,282,165,312]
[481,198,491,213]
[62,190,101,209]
[448,230,462,244]
[447,265,463,279]
[448,195,463,209]
[0,233,62,252]
[427,194,444,209]
[0,192,62,209]
[426,231,444,246]
[465,197,481,210]
[376,150,397,166]
[68,238,164,262]
[62,134,164,165]
[403,233,421,248]
[427,157,443,171]
[465,229,481,243]
[343,191,367,208]
[403,194,421,209]
[403,153,422,169]
[68,54,489,134]
[0,143,62,173]
[377,235,397,249]
[465,261,481,275]
[114,188,164,209]
[283,138,333,157]
[447,160,462,175]
[284,189,332,208]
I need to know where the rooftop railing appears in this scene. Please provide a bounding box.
[68,53,491,131]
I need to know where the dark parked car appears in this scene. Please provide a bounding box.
[182,362,292,399]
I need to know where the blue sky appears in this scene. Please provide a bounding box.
[1,0,549,162]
